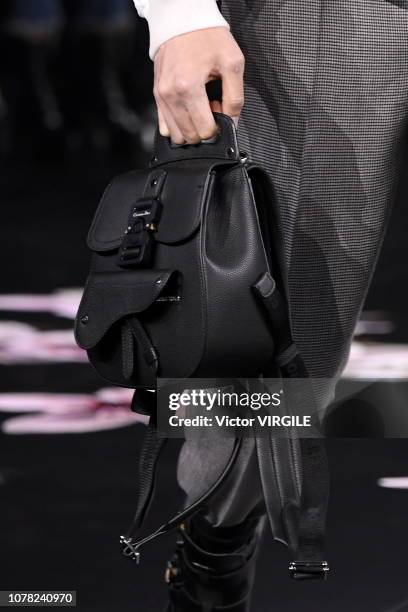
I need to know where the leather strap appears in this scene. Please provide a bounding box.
[253,271,330,579]
[121,270,329,577]
[253,271,296,368]
[121,317,159,381]
[127,415,167,533]
[120,420,243,564]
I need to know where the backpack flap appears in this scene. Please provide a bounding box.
[75,269,174,350]
[86,159,224,254]
[74,269,177,388]
[87,168,160,253]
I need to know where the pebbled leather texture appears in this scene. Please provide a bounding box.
[75,113,277,388]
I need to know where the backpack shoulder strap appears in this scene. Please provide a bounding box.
[254,271,330,580]
[121,394,243,563]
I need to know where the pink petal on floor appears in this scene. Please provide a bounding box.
[0,295,52,312]
[52,289,82,318]
[0,323,87,363]
[0,289,82,319]
[2,407,146,434]
[0,393,95,413]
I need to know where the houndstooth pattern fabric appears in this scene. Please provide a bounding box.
[223,0,408,391]
[178,0,408,527]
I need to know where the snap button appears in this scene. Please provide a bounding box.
[81,315,89,325]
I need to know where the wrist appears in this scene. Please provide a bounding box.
[141,0,229,59]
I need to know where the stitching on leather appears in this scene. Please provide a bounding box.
[262,285,275,298]
[196,168,216,372]
[121,322,134,379]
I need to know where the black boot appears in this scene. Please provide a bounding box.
[165,514,264,612]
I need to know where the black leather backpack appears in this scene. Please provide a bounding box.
[75,114,329,581]
[75,114,278,387]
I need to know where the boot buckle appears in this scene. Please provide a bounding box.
[165,560,180,584]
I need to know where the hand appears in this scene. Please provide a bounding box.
[153,27,245,144]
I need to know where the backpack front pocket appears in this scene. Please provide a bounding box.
[74,269,179,387]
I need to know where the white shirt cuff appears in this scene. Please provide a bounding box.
[133,0,229,59]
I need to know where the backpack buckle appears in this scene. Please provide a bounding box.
[118,197,162,267]
[289,561,329,580]
[120,535,141,563]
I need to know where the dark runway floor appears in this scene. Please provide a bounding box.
[2,424,408,612]
[0,140,407,611]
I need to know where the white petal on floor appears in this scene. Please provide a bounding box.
[378,477,408,489]
[95,387,134,404]
[355,312,394,336]
[343,342,408,379]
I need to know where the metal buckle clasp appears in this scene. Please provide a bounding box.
[289,561,330,580]
[118,197,162,268]
[120,535,141,563]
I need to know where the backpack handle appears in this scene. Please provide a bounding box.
[150,112,240,167]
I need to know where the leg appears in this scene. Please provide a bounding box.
[168,437,266,612]
[1,0,65,159]
[178,436,264,527]
[222,0,408,389]
[172,0,408,605]
[70,0,142,154]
